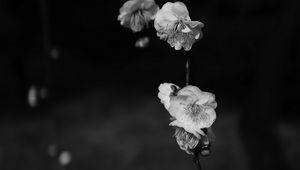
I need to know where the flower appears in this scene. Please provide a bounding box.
[158,83,217,154]
[154,2,204,51]
[118,0,160,32]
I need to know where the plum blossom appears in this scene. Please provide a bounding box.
[154,2,204,51]
[118,0,159,32]
[158,83,217,154]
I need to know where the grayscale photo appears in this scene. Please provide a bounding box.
[0,0,299,170]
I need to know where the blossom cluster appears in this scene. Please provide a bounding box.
[118,1,217,156]
[158,83,217,154]
[118,0,204,51]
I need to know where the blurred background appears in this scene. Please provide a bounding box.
[0,0,299,169]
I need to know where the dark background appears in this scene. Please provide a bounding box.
[0,0,299,170]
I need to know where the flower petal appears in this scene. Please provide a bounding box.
[130,12,145,32]
[196,92,216,108]
[168,96,188,120]
[170,119,198,136]
[154,1,190,30]
[178,85,202,103]
[174,127,199,155]
[158,83,180,110]
[204,108,216,127]
[174,41,182,50]
[185,20,204,28]
[154,8,178,30]
[185,21,204,40]
[119,0,136,14]
[170,1,189,20]
[142,0,157,9]
[147,6,160,19]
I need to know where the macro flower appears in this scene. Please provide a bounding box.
[158,83,217,154]
[154,2,204,51]
[118,0,160,32]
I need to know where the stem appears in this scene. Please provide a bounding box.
[186,55,190,86]
[193,152,202,170]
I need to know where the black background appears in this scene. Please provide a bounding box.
[0,0,299,170]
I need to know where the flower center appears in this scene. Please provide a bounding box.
[186,104,209,123]
[134,9,143,16]
[174,20,186,32]
[188,104,203,115]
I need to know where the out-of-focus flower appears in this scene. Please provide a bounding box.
[28,85,38,108]
[158,83,217,154]
[135,36,150,48]
[118,0,159,32]
[154,2,204,51]
[50,48,59,60]
[48,144,57,157]
[27,85,48,108]
[58,150,72,166]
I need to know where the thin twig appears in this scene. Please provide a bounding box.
[187,53,201,169]
[193,151,202,170]
[186,55,190,86]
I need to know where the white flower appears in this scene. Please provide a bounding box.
[118,0,160,32]
[158,83,217,154]
[154,2,204,50]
